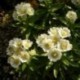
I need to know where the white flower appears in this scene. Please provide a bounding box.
[26,6,34,16]
[22,39,33,50]
[57,39,72,52]
[36,34,49,47]
[48,27,59,36]
[7,38,23,55]
[9,38,22,48]
[8,55,21,68]
[15,2,28,16]
[41,38,54,52]
[48,48,62,62]
[59,27,71,38]
[7,38,33,56]
[29,49,37,56]
[15,2,34,16]
[66,10,77,23]
[71,0,80,6]
[7,38,33,68]
[13,2,34,20]
[19,51,30,63]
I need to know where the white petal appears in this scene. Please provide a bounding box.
[22,39,33,50]
[19,51,30,63]
[58,27,71,38]
[57,39,72,52]
[48,48,62,62]
[8,55,21,68]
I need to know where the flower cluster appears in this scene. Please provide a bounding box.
[7,38,35,68]
[13,2,34,21]
[36,27,72,62]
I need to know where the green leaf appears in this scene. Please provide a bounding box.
[44,0,53,6]
[58,17,68,26]
[62,58,70,66]
[53,68,58,78]
[21,64,27,71]
[45,61,53,70]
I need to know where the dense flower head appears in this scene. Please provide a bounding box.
[7,38,33,68]
[66,10,77,23]
[36,27,72,62]
[13,2,34,21]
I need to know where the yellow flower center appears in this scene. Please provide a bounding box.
[52,36,59,44]
[60,42,67,50]
[45,43,51,49]
[51,51,58,58]
[20,52,29,60]
[19,9,27,14]
[13,58,20,65]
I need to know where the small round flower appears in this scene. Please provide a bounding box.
[36,34,49,47]
[15,3,34,16]
[71,0,80,6]
[41,38,54,52]
[7,38,23,55]
[59,27,71,38]
[48,48,62,62]
[66,10,77,23]
[57,39,72,52]
[29,49,37,56]
[9,38,22,48]
[15,2,28,16]
[22,39,33,50]
[48,27,59,36]
[13,2,34,20]
[8,55,21,68]
[19,51,30,63]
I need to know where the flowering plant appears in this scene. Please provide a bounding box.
[6,0,80,80]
